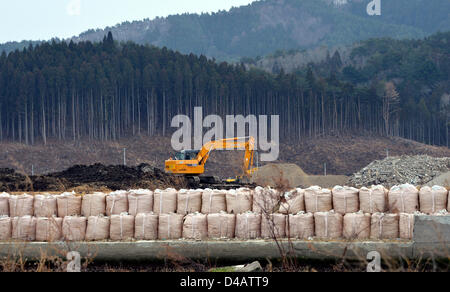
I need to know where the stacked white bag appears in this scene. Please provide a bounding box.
[34,195,57,217]
[177,189,202,215]
[182,213,208,240]
[135,213,158,240]
[314,211,343,239]
[0,193,10,216]
[280,189,305,215]
[359,186,387,213]
[332,186,359,214]
[235,212,261,240]
[9,194,34,217]
[201,189,227,214]
[343,212,371,240]
[106,191,129,216]
[128,189,154,216]
[419,186,448,214]
[286,212,314,239]
[207,212,236,239]
[305,186,332,213]
[154,189,177,214]
[388,184,419,213]
[226,188,253,214]
[261,213,286,239]
[56,192,82,217]
[253,187,281,214]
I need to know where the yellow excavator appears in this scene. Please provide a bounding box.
[165,136,258,188]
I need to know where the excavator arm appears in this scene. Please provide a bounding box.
[196,137,256,175]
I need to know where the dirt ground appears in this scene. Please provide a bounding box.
[252,163,348,188]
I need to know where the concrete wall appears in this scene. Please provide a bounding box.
[0,215,447,262]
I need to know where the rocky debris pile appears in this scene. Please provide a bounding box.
[0,164,187,192]
[348,155,450,188]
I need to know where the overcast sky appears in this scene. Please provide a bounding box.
[0,0,256,43]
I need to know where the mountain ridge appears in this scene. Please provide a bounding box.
[1,0,449,60]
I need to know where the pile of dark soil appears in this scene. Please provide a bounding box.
[0,164,187,192]
[0,168,33,192]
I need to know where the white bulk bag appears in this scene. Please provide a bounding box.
[85,216,110,241]
[81,193,107,217]
[343,212,371,240]
[153,189,178,215]
[110,213,134,241]
[36,217,63,242]
[177,189,202,215]
[388,184,419,214]
[359,186,387,214]
[62,216,87,241]
[207,213,236,239]
[280,189,305,215]
[419,186,448,214]
[0,216,12,240]
[0,193,10,216]
[106,191,129,216]
[128,189,154,216]
[235,212,261,240]
[34,195,57,217]
[332,186,359,214]
[201,189,227,214]
[305,186,332,213]
[286,212,314,239]
[261,213,286,239]
[57,192,82,217]
[370,213,399,240]
[9,194,34,217]
[226,188,253,214]
[252,187,281,214]
[399,213,415,240]
[182,213,208,240]
[12,216,36,241]
[314,211,343,239]
[158,213,183,240]
[135,213,158,240]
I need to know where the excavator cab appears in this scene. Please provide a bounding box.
[174,150,200,161]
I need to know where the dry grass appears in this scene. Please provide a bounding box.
[0,243,95,272]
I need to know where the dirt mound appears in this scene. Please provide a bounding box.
[252,164,310,189]
[0,164,187,192]
[252,163,349,188]
[348,155,450,188]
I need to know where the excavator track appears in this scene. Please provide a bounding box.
[185,176,256,190]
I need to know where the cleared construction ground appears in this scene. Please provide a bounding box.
[252,163,348,189]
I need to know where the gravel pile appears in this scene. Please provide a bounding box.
[348,155,450,188]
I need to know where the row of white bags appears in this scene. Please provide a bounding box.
[282,185,449,215]
[1,184,448,219]
[0,209,437,242]
[0,188,259,217]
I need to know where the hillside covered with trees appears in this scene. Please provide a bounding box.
[1,0,449,60]
[0,31,448,148]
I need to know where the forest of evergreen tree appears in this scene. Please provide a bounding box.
[0,32,448,147]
